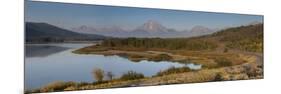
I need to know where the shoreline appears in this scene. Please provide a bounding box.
[73,45,259,68]
[26,62,263,93]
[25,44,263,93]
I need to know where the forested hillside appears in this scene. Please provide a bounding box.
[26,22,106,43]
[212,24,263,52]
[97,24,263,52]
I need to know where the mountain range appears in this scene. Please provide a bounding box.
[72,20,217,38]
[26,20,261,43]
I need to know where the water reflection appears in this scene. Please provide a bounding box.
[25,45,69,57]
[25,43,201,90]
[184,63,202,70]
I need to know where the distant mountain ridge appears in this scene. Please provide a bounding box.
[133,20,170,33]
[72,20,215,38]
[29,20,261,39]
[26,22,106,43]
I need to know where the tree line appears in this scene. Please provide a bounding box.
[100,37,218,51]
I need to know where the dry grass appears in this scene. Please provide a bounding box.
[27,62,263,93]
[74,45,253,70]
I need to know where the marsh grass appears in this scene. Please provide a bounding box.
[39,81,76,92]
[148,54,173,61]
[214,57,232,67]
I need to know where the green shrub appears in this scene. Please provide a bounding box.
[155,66,191,76]
[120,71,144,80]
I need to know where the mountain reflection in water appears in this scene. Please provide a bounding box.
[25,45,70,57]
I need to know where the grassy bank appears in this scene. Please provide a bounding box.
[73,45,256,69]
[25,63,263,93]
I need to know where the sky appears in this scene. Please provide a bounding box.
[25,1,263,31]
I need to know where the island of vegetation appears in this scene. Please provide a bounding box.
[26,24,263,93]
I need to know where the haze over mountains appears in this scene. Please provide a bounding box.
[26,20,263,43]
[72,20,217,38]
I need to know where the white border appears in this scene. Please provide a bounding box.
[1,0,281,94]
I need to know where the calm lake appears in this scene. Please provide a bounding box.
[25,43,201,89]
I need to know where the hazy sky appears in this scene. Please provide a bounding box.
[26,1,263,30]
